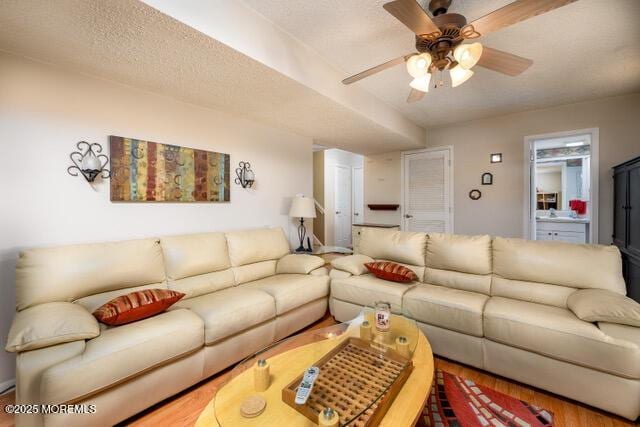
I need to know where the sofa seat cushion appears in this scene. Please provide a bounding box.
[40,309,203,404]
[402,284,488,337]
[331,275,414,314]
[484,297,640,379]
[173,287,276,344]
[241,274,329,315]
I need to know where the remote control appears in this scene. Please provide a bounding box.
[294,367,320,405]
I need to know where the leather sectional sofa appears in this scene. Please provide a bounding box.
[329,227,640,421]
[6,228,329,427]
[6,226,640,425]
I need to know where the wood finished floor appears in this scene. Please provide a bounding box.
[0,313,637,427]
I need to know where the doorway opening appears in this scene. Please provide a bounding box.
[312,147,364,248]
[523,129,599,244]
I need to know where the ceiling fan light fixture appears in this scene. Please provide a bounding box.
[454,42,483,70]
[406,53,432,78]
[450,65,474,88]
[409,73,432,92]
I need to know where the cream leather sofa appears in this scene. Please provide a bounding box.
[330,228,640,420]
[6,227,329,427]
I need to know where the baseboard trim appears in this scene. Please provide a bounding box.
[0,378,15,395]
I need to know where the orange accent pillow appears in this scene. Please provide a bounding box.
[364,261,418,283]
[93,289,185,326]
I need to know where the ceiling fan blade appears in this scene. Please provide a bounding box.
[469,0,577,36]
[342,55,407,85]
[407,88,426,103]
[383,0,441,36]
[476,46,533,76]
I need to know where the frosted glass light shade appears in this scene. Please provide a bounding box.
[410,73,431,92]
[450,65,474,87]
[406,53,432,78]
[289,196,316,218]
[81,150,101,171]
[453,43,483,70]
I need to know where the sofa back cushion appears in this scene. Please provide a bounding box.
[225,227,290,284]
[492,237,626,306]
[358,228,426,267]
[426,233,492,274]
[160,233,234,298]
[16,238,165,311]
[424,233,492,294]
[225,228,290,266]
[491,276,576,308]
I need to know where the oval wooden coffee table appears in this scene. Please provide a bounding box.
[195,309,434,426]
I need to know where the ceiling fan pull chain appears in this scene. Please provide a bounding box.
[436,69,445,88]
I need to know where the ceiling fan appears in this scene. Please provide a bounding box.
[342,0,577,103]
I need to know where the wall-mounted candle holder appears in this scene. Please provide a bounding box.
[235,161,255,188]
[67,141,110,183]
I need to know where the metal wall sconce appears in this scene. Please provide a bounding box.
[67,141,111,182]
[490,153,503,163]
[235,161,255,188]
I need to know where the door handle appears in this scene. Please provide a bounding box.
[405,214,413,218]
[354,213,359,216]
[335,211,341,214]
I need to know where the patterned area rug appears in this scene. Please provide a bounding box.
[418,369,554,427]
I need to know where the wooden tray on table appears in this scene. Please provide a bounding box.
[282,337,413,426]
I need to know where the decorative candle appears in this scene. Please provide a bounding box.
[374,302,391,332]
[254,359,270,392]
[318,407,339,427]
[360,320,372,341]
[396,336,410,358]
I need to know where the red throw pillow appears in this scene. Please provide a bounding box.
[93,289,185,326]
[364,261,418,283]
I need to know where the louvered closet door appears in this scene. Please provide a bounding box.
[403,149,452,233]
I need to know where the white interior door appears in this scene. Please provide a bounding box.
[402,149,452,233]
[352,166,364,225]
[334,165,352,247]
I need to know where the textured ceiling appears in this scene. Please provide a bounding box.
[0,0,424,154]
[243,0,640,128]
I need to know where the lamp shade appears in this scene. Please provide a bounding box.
[453,43,483,70]
[449,65,474,88]
[410,73,431,92]
[406,53,432,78]
[289,196,316,218]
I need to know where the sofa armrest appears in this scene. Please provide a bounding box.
[330,254,374,276]
[276,254,325,274]
[568,289,640,327]
[6,302,100,353]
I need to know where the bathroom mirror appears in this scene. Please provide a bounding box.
[535,156,590,212]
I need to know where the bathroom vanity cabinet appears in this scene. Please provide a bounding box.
[536,219,589,244]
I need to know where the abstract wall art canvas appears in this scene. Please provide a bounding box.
[109,136,230,202]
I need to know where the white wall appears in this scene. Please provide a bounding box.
[0,53,313,385]
[427,93,640,242]
[322,149,363,245]
[362,93,640,241]
[363,152,402,226]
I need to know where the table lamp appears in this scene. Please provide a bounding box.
[289,196,316,252]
